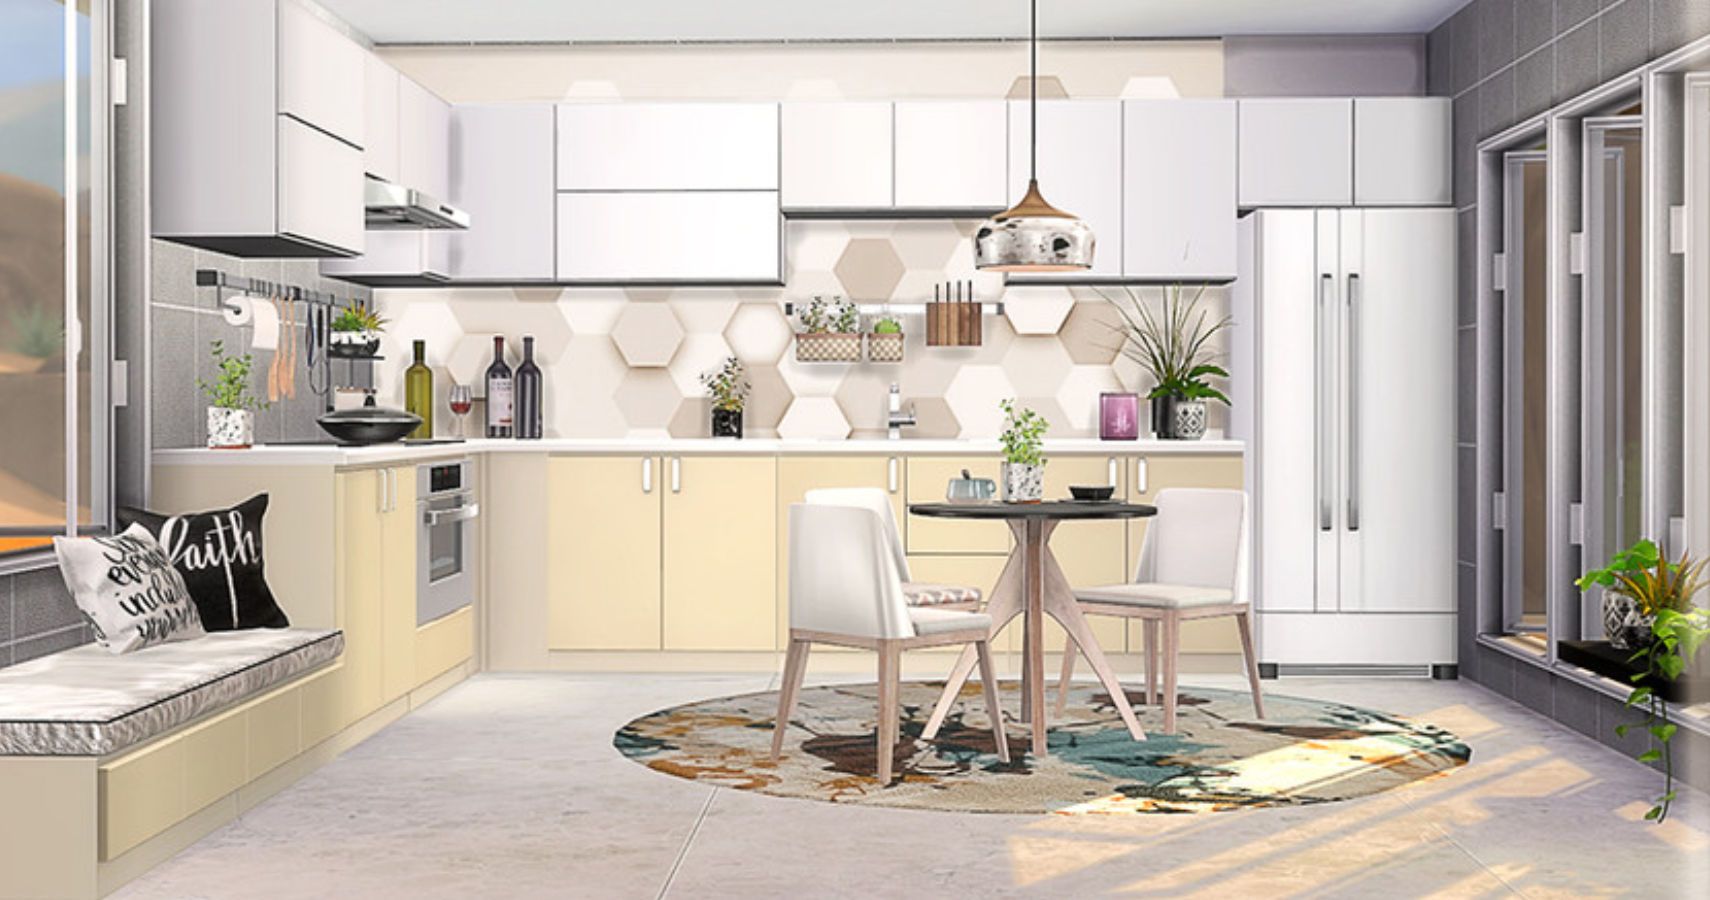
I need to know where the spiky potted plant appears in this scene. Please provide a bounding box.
[1102,284,1232,439]
[998,399,1048,503]
[198,340,267,449]
[700,356,750,439]
[328,301,386,359]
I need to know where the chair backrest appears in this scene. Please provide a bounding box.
[803,487,911,582]
[788,503,914,639]
[1134,488,1249,604]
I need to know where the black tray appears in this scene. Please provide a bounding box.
[1558,640,1710,704]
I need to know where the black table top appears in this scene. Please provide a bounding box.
[909,500,1158,520]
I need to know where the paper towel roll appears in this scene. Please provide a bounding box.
[247,297,280,351]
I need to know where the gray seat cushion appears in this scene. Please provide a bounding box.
[0,628,342,756]
[908,608,992,637]
[1075,582,1236,608]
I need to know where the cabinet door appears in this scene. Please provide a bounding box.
[1038,456,1127,654]
[278,116,365,255]
[1238,99,1353,207]
[398,76,451,198]
[1126,454,1246,654]
[781,101,893,209]
[362,54,400,182]
[555,191,781,282]
[277,0,366,148]
[335,470,385,720]
[319,230,444,280]
[1353,98,1452,206]
[381,467,417,702]
[1125,99,1237,280]
[776,456,902,647]
[894,101,1008,210]
[904,456,1009,554]
[548,457,663,650]
[99,737,186,861]
[449,104,557,281]
[663,457,777,651]
[1007,100,1124,278]
[557,102,779,190]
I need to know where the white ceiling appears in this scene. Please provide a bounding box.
[320,0,1467,45]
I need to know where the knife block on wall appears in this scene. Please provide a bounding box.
[925,302,982,347]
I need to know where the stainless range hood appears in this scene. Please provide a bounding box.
[364,176,471,230]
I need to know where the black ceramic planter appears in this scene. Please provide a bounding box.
[711,408,743,439]
[1150,394,1177,439]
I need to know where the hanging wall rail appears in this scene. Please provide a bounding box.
[195,268,344,315]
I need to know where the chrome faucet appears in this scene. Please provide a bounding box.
[887,383,917,440]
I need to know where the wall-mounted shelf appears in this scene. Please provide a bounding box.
[196,268,346,313]
[781,300,1004,317]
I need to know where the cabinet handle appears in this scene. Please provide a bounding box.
[377,469,387,514]
[1134,457,1148,495]
[1107,457,1118,488]
[387,469,397,512]
[1318,272,1335,532]
[1346,272,1361,532]
[888,457,899,493]
[642,457,653,494]
[670,457,681,493]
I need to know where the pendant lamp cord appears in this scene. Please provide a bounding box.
[1029,0,1038,183]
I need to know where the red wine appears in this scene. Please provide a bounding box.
[485,336,514,438]
[516,335,543,440]
[450,399,473,416]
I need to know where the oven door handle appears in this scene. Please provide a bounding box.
[424,503,480,527]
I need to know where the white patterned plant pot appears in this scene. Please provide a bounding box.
[1001,462,1044,503]
[1172,400,1208,440]
[207,407,254,449]
[795,332,863,363]
[867,332,905,363]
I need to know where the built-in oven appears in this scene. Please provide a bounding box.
[418,459,478,626]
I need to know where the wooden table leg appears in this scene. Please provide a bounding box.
[1041,549,1147,741]
[1022,519,1048,757]
[921,549,1023,741]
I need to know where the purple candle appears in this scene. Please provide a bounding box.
[1100,393,1140,441]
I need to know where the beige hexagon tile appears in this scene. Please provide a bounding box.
[559,289,629,334]
[776,396,851,441]
[891,220,966,271]
[725,303,793,366]
[445,333,505,393]
[1003,285,1077,335]
[668,397,711,439]
[1056,365,1126,433]
[614,368,684,433]
[742,364,790,437]
[1014,396,1070,438]
[906,396,961,440]
[1057,299,1125,364]
[1006,75,1070,100]
[895,330,965,396]
[511,287,566,304]
[833,238,907,301]
[610,303,685,367]
[667,333,737,396]
[1002,337,1075,398]
[832,366,896,434]
[776,350,851,398]
[447,291,573,364]
[786,221,851,273]
[669,289,741,333]
[964,313,1018,365]
[942,364,1017,438]
[548,335,627,438]
[373,296,461,405]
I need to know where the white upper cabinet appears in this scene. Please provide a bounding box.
[557,103,779,191]
[780,101,893,210]
[1124,99,1237,280]
[1005,99,1123,278]
[276,0,366,148]
[277,116,365,256]
[894,100,1008,210]
[556,192,781,283]
[362,55,400,183]
[398,76,452,198]
[1238,99,1354,208]
[448,104,557,282]
[1353,98,1452,206]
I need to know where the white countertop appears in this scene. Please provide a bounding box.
[153,437,1244,468]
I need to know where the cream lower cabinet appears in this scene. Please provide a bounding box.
[547,456,664,650]
[664,457,778,651]
[776,456,902,648]
[1126,454,1246,654]
[905,456,1010,554]
[334,464,417,720]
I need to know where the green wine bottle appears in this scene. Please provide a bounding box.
[405,339,433,440]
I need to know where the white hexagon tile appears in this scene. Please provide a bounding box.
[610,303,686,367]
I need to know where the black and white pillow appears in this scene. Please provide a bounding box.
[53,523,206,654]
[120,494,290,631]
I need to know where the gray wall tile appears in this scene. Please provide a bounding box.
[13,566,81,636]
[1515,44,1557,119]
[1516,0,1558,54]
[1479,0,1520,77]
[1553,678,1601,739]
[1479,646,1517,697]
[1459,445,1477,562]
[1555,15,1603,100]
[1599,694,1657,765]
[11,625,90,667]
[1454,91,1479,207]
[1428,22,1455,96]
[1452,5,1483,94]
[150,306,199,450]
[1557,0,1601,33]
[1653,0,1710,55]
[1514,657,1553,711]
[0,576,13,648]
[1458,210,1477,324]
[1480,67,1517,138]
[1599,0,1653,79]
[1458,328,1477,441]
[1457,563,1480,682]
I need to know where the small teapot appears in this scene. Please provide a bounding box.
[946,468,997,502]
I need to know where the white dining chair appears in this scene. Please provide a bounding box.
[1055,488,1263,734]
[804,488,982,609]
[772,502,1009,784]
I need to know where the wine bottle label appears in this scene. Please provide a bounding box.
[488,379,515,426]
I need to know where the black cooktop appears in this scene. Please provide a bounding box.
[264,438,468,449]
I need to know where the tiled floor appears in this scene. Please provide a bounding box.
[115,672,1710,899]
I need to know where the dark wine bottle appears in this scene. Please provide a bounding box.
[515,335,543,440]
[484,335,514,439]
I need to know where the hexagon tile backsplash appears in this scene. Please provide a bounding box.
[372,220,1231,440]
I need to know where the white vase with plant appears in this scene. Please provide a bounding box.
[199,340,267,449]
[999,399,1048,503]
[1101,284,1232,439]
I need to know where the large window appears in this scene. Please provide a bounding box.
[0,0,110,560]
[1499,147,1550,644]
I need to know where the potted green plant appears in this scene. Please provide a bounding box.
[1576,539,1709,823]
[998,399,1048,503]
[329,301,387,359]
[1101,284,1232,439]
[700,356,750,439]
[868,312,905,363]
[794,296,862,363]
[198,340,267,449]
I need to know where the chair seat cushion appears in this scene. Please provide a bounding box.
[901,582,982,607]
[1075,582,1236,609]
[908,607,992,637]
[0,628,342,756]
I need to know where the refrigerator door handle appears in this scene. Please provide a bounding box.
[1346,272,1361,532]
[1318,272,1334,531]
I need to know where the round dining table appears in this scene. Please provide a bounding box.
[909,500,1157,757]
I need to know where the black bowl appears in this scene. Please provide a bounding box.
[316,408,422,445]
[1068,484,1116,502]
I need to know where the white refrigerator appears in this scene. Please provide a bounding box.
[1232,208,1458,676]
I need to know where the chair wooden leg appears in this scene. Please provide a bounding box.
[1235,609,1265,719]
[1143,618,1159,707]
[876,641,901,785]
[1053,636,1077,716]
[1162,612,1181,735]
[771,638,811,760]
[974,639,1011,764]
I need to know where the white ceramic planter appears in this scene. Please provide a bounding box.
[1172,400,1208,440]
[207,407,254,449]
[1001,462,1044,503]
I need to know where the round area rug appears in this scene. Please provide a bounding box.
[613,681,1470,815]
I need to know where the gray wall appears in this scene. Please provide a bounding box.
[1224,35,1427,97]
[1431,0,1710,786]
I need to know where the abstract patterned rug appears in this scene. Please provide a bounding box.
[614,681,1470,815]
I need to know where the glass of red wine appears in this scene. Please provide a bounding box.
[448,384,473,438]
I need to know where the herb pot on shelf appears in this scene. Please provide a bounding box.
[795,332,862,363]
[1172,399,1208,440]
[1150,394,1178,439]
[711,408,743,439]
[207,408,254,449]
[1001,462,1044,503]
[867,331,904,363]
[329,330,382,359]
